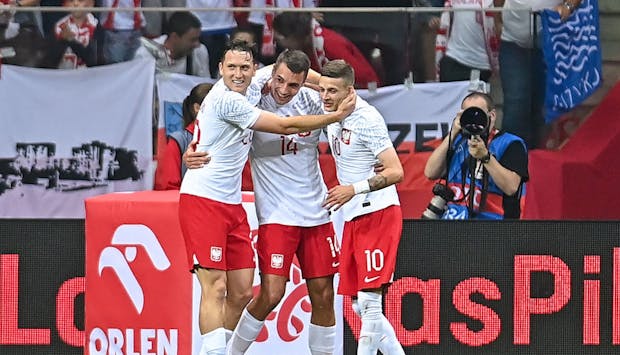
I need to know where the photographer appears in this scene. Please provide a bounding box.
[424,92,529,219]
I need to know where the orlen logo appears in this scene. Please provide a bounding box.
[98,224,171,313]
[89,224,178,355]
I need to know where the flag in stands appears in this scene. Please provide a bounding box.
[541,0,602,123]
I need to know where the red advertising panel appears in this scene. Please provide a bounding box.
[85,191,191,355]
[0,219,84,355]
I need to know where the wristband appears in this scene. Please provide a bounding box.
[352,180,370,195]
[481,152,492,164]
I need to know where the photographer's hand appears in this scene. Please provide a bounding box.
[467,136,489,160]
[424,111,463,180]
[451,110,463,140]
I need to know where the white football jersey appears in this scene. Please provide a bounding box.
[180,76,265,204]
[326,97,400,221]
[251,87,330,226]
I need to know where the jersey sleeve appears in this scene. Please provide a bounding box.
[357,113,393,157]
[215,91,261,129]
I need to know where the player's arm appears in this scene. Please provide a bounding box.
[369,147,404,190]
[323,147,404,211]
[251,90,355,135]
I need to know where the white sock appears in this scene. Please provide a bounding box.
[377,315,404,355]
[357,292,382,355]
[226,308,264,355]
[353,297,405,355]
[308,323,336,355]
[199,327,227,355]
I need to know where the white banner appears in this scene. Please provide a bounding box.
[156,72,216,134]
[0,59,156,218]
[357,81,470,152]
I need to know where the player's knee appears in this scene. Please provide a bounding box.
[228,287,253,309]
[261,284,286,309]
[308,284,334,308]
[200,275,227,302]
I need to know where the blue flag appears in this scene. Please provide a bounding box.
[541,0,602,123]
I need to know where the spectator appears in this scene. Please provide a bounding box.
[246,0,318,64]
[272,11,381,89]
[99,0,146,64]
[154,83,213,191]
[1,1,64,68]
[229,25,263,66]
[496,0,582,148]
[186,0,238,78]
[435,0,499,82]
[7,0,42,34]
[424,92,529,219]
[134,11,210,77]
[141,0,183,38]
[54,0,98,69]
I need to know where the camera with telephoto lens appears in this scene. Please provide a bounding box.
[421,183,456,219]
[460,106,489,138]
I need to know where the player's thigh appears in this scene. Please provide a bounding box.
[257,224,302,277]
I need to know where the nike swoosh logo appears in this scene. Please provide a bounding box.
[332,262,340,267]
[364,276,381,283]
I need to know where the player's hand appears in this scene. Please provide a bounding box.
[262,79,272,96]
[183,140,210,169]
[335,90,356,121]
[323,184,355,211]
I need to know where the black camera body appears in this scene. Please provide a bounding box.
[460,106,489,138]
[421,183,456,219]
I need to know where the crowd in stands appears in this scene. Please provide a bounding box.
[0,0,584,148]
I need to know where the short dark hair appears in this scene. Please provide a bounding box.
[272,12,312,41]
[166,12,201,37]
[230,26,260,60]
[462,92,495,111]
[222,38,257,62]
[320,60,355,87]
[273,50,310,79]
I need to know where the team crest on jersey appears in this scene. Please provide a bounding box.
[341,129,351,144]
[210,247,222,262]
[271,254,284,269]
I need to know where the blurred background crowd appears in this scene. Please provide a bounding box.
[1,0,618,150]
